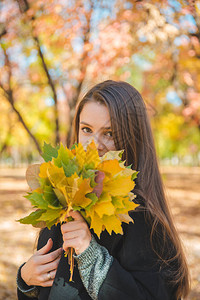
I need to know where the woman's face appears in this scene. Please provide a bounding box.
[78,101,116,157]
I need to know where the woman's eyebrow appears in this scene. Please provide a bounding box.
[80,121,111,130]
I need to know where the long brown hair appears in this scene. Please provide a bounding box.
[70,80,190,299]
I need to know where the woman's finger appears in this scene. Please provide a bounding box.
[37,238,53,255]
[68,210,84,221]
[62,228,88,242]
[48,269,57,280]
[40,275,54,287]
[93,171,105,197]
[62,230,79,241]
[63,237,81,253]
[63,233,91,255]
[95,171,105,183]
[61,219,88,234]
[42,280,54,287]
[37,247,62,265]
[39,255,61,274]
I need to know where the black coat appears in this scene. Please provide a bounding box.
[17,206,178,300]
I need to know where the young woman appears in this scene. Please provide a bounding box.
[17,80,190,300]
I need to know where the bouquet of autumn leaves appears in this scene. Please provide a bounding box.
[18,140,138,280]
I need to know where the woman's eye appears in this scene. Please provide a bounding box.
[81,127,92,133]
[105,131,112,137]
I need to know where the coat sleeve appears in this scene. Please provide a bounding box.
[76,209,176,300]
[98,258,172,300]
[99,209,177,300]
[17,263,39,300]
[17,289,38,300]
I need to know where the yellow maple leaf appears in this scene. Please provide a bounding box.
[118,214,134,224]
[59,209,70,223]
[85,140,100,168]
[100,150,124,161]
[111,195,125,208]
[53,188,67,207]
[63,173,80,198]
[39,161,52,178]
[103,174,135,196]
[97,159,124,181]
[122,197,139,211]
[72,178,93,208]
[94,200,115,218]
[97,192,112,204]
[89,210,104,238]
[115,197,138,214]
[102,214,123,235]
[74,143,86,169]
[46,164,68,188]
[65,145,75,159]
[119,167,136,177]
[59,186,73,211]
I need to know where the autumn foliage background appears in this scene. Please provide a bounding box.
[0,0,200,299]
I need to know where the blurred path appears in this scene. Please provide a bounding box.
[0,166,199,299]
[0,168,38,300]
[161,166,200,300]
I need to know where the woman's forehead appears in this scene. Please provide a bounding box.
[79,101,111,128]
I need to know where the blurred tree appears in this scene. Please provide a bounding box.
[0,43,42,154]
[0,0,199,164]
[120,0,200,163]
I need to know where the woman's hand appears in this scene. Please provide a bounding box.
[61,210,92,255]
[61,172,104,255]
[21,239,62,287]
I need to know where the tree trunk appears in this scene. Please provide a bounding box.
[66,1,94,146]
[16,0,60,145]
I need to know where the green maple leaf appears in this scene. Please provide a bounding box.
[62,159,79,177]
[37,208,63,226]
[43,185,62,208]
[53,143,73,168]
[126,164,132,169]
[45,218,60,229]
[81,168,97,188]
[84,193,99,211]
[38,177,51,189]
[131,171,138,181]
[53,188,67,207]
[42,142,58,162]
[24,192,48,209]
[17,209,46,226]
